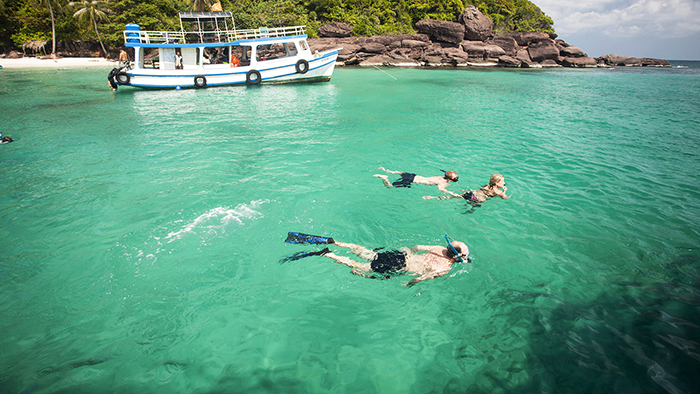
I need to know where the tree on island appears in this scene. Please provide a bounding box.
[70,0,109,56]
[30,0,64,57]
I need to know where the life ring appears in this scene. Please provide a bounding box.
[246,70,261,85]
[194,75,207,88]
[295,59,309,74]
[115,71,130,85]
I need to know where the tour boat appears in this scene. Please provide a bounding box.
[109,11,339,90]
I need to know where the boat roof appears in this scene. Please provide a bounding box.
[179,12,232,22]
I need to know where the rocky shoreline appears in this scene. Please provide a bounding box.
[308,6,670,69]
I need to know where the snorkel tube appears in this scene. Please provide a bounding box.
[444,234,466,263]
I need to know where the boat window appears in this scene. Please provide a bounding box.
[256,43,290,61]
[231,46,251,67]
[141,48,159,69]
[203,46,229,65]
[285,42,297,56]
[299,40,308,51]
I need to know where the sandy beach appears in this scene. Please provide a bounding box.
[0,57,118,69]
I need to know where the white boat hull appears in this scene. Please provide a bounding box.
[119,50,338,89]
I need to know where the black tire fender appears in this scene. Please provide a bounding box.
[194,75,207,88]
[246,70,261,85]
[295,59,309,74]
[115,71,130,85]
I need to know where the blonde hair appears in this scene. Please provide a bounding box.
[488,174,504,187]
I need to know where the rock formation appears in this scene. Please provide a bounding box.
[310,6,670,68]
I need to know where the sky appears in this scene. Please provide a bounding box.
[535,0,700,60]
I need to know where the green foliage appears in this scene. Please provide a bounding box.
[470,0,553,34]
[0,0,554,51]
[10,3,51,46]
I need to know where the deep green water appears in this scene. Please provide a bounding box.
[1,63,699,394]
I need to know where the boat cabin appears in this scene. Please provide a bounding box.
[124,12,310,72]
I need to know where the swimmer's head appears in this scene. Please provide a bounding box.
[444,171,459,182]
[446,241,470,262]
[489,174,505,187]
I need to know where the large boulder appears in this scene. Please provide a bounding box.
[462,41,505,60]
[508,32,550,47]
[484,44,506,59]
[489,35,519,56]
[527,39,560,62]
[360,42,387,54]
[597,54,630,66]
[515,48,532,63]
[560,46,586,57]
[461,41,488,58]
[639,58,670,67]
[402,39,430,49]
[416,19,466,45]
[498,55,521,68]
[561,56,598,67]
[318,22,353,38]
[458,5,493,41]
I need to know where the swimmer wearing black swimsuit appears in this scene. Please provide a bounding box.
[391,173,416,188]
[370,250,407,279]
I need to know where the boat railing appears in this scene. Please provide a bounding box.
[124,26,306,45]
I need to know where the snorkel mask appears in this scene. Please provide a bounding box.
[444,235,471,263]
[440,169,459,182]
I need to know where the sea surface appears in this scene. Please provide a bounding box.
[1,61,699,394]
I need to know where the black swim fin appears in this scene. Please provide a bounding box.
[285,232,335,245]
[279,248,330,264]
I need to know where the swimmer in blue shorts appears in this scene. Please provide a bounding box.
[317,238,470,286]
[374,166,462,197]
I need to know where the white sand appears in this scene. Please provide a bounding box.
[0,57,119,69]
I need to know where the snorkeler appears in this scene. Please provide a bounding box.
[1,136,14,144]
[374,166,462,197]
[284,232,470,286]
[424,174,509,203]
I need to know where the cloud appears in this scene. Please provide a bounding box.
[536,0,700,38]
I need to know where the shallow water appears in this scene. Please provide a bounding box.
[1,63,699,393]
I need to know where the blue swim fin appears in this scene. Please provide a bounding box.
[279,248,331,264]
[285,232,335,245]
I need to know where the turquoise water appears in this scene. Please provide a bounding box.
[1,63,699,393]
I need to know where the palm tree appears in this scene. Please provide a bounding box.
[32,0,64,58]
[69,0,109,56]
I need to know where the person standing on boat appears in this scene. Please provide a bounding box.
[118,49,129,68]
[175,50,183,69]
[374,166,462,197]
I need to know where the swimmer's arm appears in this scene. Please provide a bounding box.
[423,195,461,200]
[437,183,461,197]
[496,186,509,199]
[404,269,450,287]
[409,245,434,252]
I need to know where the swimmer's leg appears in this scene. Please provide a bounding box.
[322,252,372,273]
[333,241,377,261]
[378,166,403,175]
[373,174,393,188]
